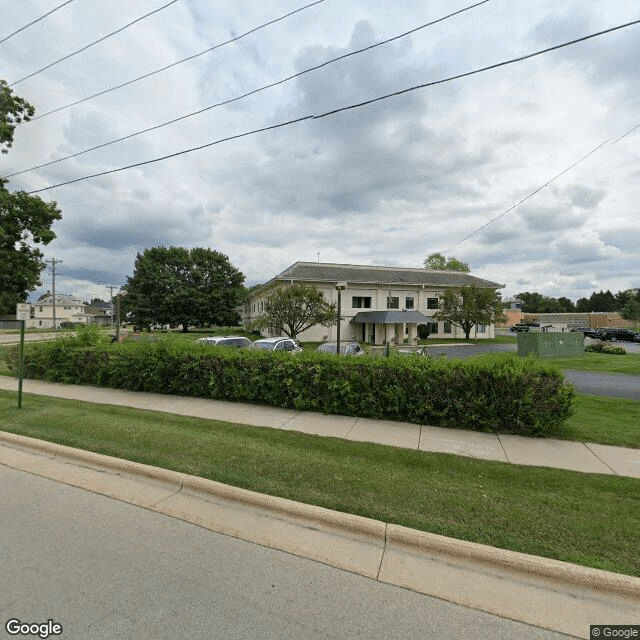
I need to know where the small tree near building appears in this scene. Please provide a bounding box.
[423,252,470,272]
[434,286,506,339]
[621,300,640,330]
[252,283,337,339]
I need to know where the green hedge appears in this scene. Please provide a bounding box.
[11,330,574,436]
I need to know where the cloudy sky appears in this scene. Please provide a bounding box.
[2,0,639,303]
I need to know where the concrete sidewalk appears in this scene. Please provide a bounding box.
[1,376,639,478]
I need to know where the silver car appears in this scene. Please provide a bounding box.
[251,337,302,353]
[316,342,364,356]
[195,336,251,348]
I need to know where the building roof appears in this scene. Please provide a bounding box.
[36,294,85,306]
[268,262,503,289]
[351,310,432,325]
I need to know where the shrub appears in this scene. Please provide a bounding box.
[585,342,627,355]
[18,338,575,437]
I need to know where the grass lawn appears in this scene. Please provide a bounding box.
[1,391,639,577]
[560,395,640,448]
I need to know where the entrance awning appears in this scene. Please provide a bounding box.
[350,310,432,324]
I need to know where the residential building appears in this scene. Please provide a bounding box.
[241,262,504,344]
[16,294,93,329]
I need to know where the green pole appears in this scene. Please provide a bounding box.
[17,320,25,409]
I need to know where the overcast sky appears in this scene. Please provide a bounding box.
[2,0,639,303]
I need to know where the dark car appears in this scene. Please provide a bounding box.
[509,322,539,333]
[316,342,364,356]
[595,328,640,343]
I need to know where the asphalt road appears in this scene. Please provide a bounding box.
[0,466,574,640]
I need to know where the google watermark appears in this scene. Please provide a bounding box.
[591,626,640,639]
[5,619,63,639]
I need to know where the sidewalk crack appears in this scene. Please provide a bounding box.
[376,523,388,581]
[496,434,510,462]
[583,442,619,475]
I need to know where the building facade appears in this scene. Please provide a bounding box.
[16,294,94,329]
[241,262,504,344]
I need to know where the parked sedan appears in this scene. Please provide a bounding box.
[595,328,640,343]
[251,337,302,353]
[195,336,251,348]
[316,342,364,356]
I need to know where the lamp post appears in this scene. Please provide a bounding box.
[335,282,347,355]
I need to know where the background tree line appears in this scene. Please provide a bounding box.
[514,289,640,326]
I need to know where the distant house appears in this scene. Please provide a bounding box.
[241,262,504,344]
[16,294,93,329]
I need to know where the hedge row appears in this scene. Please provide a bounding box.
[11,331,575,436]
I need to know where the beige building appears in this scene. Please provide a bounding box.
[242,262,504,344]
[16,294,93,329]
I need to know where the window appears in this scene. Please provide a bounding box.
[443,322,452,334]
[405,297,414,309]
[352,296,371,308]
[386,297,399,309]
[427,322,439,334]
[427,298,438,309]
[477,324,486,333]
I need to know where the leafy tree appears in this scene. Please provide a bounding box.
[251,283,337,339]
[123,246,245,332]
[423,252,470,272]
[434,286,506,339]
[1,79,34,154]
[621,300,640,329]
[557,297,575,312]
[1,81,62,315]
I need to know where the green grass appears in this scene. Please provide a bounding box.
[559,394,640,448]
[1,390,638,577]
[550,352,640,375]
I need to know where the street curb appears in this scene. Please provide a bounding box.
[384,524,640,600]
[1,430,639,637]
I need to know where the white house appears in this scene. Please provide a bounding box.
[16,293,93,329]
[241,262,504,344]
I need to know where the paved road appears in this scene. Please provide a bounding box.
[0,466,574,640]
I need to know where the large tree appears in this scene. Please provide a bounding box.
[251,283,337,339]
[434,286,506,339]
[423,252,470,272]
[1,80,62,315]
[123,246,245,331]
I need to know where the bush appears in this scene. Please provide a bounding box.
[17,337,574,437]
[585,342,627,355]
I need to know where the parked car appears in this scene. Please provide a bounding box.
[251,337,302,353]
[594,328,640,343]
[316,342,365,356]
[509,322,539,333]
[195,336,251,348]
[582,328,604,340]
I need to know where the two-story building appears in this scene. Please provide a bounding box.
[241,262,504,344]
[16,293,93,329]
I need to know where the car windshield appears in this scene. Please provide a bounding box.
[253,341,275,349]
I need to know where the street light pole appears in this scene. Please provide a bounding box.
[335,282,346,355]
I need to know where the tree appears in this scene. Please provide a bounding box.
[423,252,470,272]
[1,81,62,315]
[434,286,506,339]
[621,300,640,330]
[123,246,245,332]
[1,79,34,154]
[251,283,337,339]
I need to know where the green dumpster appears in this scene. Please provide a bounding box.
[517,331,584,358]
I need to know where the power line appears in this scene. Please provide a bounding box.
[0,0,76,45]
[9,0,180,87]
[442,138,614,252]
[29,0,328,121]
[7,0,490,178]
[22,17,640,194]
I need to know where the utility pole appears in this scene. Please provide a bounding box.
[105,285,117,329]
[48,258,62,329]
